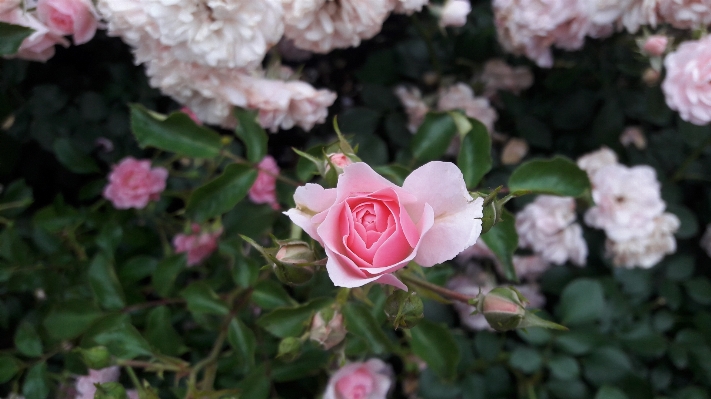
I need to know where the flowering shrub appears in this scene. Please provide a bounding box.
[1,1,711,399]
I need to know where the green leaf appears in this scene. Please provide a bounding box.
[252,280,297,310]
[0,179,33,218]
[559,278,604,325]
[179,282,230,316]
[582,347,632,385]
[342,302,393,355]
[145,307,183,357]
[81,313,153,359]
[237,366,270,399]
[595,385,627,399]
[411,112,458,162]
[52,138,100,174]
[186,164,258,222]
[234,108,268,163]
[43,301,104,340]
[22,362,49,399]
[14,322,43,358]
[152,255,186,298]
[685,278,711,305]
[272,348,330,382]
[228,317,256,372]
[258,298,332,338]
[130,103,223,158]
[548,355,580,380]
[0,22,34,56]
[94,382,127,399]
[411,319,460,380]
[508,156,590,197]
[457,119,492,188]
[480,209,518,281]
[88,252,126,311]
[0,355,20,384]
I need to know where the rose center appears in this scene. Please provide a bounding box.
[50,9,73,33]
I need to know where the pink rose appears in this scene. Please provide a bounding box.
[642,35,668,56]
[173,224,223,266]
[103,157,168,209]
[36,0,98,45]
[323,359,392,399]
[439,0,471,27]
[0,8,68,62]
[249,155,280,210]
[661,35,711,125]
[285,162,484,290]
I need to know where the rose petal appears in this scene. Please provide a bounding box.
[284,183,337,242]
[374,274,408,291]
[334,163,400,203]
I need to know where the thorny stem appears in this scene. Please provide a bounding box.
[672,134,711,182]
[223,151,302,187]
[399,274,475,305]
[116,360,185,373]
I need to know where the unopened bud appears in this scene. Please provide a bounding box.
[309,308,347,349]
[480,201,499,234]
[384,291,424,329]
[325,153,353,173]
[275,241,315,264]
[79,346,112,370]
[273,241,316,285]
[94,382,127,399]
[642,68,661,86]
[477,287,527,331]
[277,337,302,361]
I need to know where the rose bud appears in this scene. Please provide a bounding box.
[475,286,567,332]
[325,152,353,173]
[273,241,316,286]
[79,346,111,370]
[384,290,424,329]
[309,307,347,349]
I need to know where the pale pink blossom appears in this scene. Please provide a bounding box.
[394,85,429,133]
[439,0,471,27]
[326,153,353,174]
[75,367,120,399]
[437,83,498,133]
[249,156,280,210]
[606,212,679,268]
[700,224,711,258]
[103,157,168,210]
[282,0,393,53]
[0,0,19,14]
[619,0,659,33]
[641,34,668,56]
[576,146,618,175]
[658,0,711,29]
[585,164,666,241]
[285,162,484,290]
[323,359,393,399]
[480,59,533,98]
[516,195,587,266]
[492,0,591,67]
[0,8,68,62]
[512,255,550,281]
[36,0,98,45]
[173,224,223,266]
[661,35,711,126]
[619,126,647,149]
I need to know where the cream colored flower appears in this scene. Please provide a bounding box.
[394,85,430,133]
[437,83,498,133]
[606,213,679,268]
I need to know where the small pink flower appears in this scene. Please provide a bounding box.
[249,155,280,210]
[0,8,68,62]
[180,107,202,125]
[662,35,711,126]
[103,157,168,210]
[439,0,471,27]
[36,0,98,45]
[329,153,352,169]
[323,359,392,399]
[285,162,483,290]
[642,35,668,56]
[173,224,223,266]
[75,367,120,399]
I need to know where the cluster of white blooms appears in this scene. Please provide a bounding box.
[515,195,588,266]
[98,0,337,131]
[578,147,679,268]
[661,35,711,126]
[394,83,498,133]
[492,0,711,68]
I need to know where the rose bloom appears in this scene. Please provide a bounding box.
[394,85,430,133]
[103,157,168,210]
[75,367,120,399]
[249,155,280,210]
[576,146,618,175]
[437,83,498,134]
[173,224,223,267]
[606,212,679,268]
[585,164,666,241]
[700,224,711,258]
[641,34,668,57]
[658,0,711,29]
[0,0,19,14]
[323,359,392,399]
[0,8,68,62]
[439,0,471,27]
[286,162,484,290]
[661,35,711,126]
[36,0,98,45]
[516,195,587,266]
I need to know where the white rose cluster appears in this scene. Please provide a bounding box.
[578,147,679,268]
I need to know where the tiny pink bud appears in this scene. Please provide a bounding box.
[642,35,668,57]
[477,287,526,331]
[310,309,347,350]
[329,153,352,169]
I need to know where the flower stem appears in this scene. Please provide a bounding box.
[399,274,475,305]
